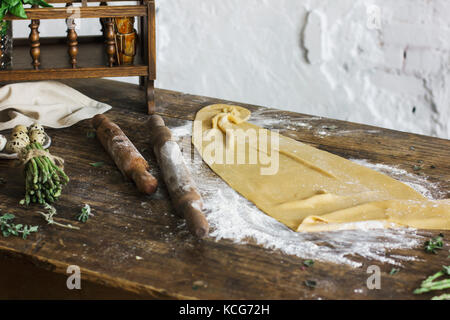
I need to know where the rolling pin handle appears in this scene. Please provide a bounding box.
[92,114,107,129]
[183,204,209,239]
[148,115,165,128]
[131,170,158,195]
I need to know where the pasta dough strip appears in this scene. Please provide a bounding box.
[193,104,450,232]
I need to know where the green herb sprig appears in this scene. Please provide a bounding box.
[77,204,92,223]
[303,260,314,267]
[424,234,444,254]
[37,203,79,230]
[390,268,400,275]
[0,213,38,239]
[90,162,104,168]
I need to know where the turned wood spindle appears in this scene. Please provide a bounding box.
[29,19,41,70]
[67,28,78,68]
[105,18,116,67]
[66,4,78,68]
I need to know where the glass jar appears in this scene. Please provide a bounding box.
[115,17,136,65]
[0,20,12,69]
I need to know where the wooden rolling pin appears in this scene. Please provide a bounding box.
[148,115,209,238]
[93,114,158,195]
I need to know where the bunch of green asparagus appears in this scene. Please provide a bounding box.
[414,266,450,299]
[20,143,69,205]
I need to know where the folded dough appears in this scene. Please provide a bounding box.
[192,104,450,232]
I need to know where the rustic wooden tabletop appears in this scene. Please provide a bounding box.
[0,79,448,299]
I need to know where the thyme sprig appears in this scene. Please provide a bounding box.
[90,162,104,168]
[303,260,314,267]
[424,234,444,254]
[0,213,38,239]
[390,268,400,275]
[37,203,79,230]
[77,204,92,223]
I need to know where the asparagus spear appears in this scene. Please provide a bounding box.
[414,266,450,295]
[21,143,69,205]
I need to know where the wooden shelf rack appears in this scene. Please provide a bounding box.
[0,0,156,113]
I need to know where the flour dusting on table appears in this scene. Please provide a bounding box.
[351,159,445,199]
[170,121,441,268]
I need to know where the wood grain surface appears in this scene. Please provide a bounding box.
[0,78,448,300]
[3,6,147,20]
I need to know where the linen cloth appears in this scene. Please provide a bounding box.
[0,81,111,130]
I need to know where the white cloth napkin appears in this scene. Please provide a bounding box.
[0,81,112,131]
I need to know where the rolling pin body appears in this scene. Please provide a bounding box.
[93,114,158,195]
[148,115,209,238]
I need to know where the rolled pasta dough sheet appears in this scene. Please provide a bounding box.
[192,104,450,232]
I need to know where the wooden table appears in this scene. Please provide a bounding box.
[0,79,448,299]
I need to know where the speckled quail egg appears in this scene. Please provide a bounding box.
[0,134,6,152]
[5,139,28,154]
[29,131,46,145]
[12,125,28,134]
[10,131,30,144]
[28,123,45,134]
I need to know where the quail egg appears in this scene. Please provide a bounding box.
[29,131,46,145]
[5,139,28,154]
[11,131,30,144]
[28,123,45,134]
[12,125,28,134]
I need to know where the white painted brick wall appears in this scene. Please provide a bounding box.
[404,48,443,74]
[12,0,450,139]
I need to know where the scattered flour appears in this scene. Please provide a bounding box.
[249,108,317,131]
[350,159,445,200]
[159,140,197,194]
[249,108,383,138]
[169,123,192,139]
[169,121,443,268]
